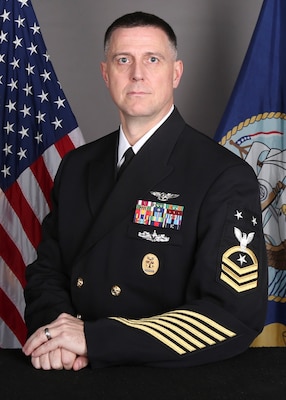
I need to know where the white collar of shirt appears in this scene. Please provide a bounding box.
[117,105,174,167]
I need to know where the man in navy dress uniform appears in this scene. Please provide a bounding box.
[23,11,267,370]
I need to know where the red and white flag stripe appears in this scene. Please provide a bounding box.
[0,128,85,348]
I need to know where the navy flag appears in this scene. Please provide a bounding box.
[0,0,84,347]
[214,0,286,346]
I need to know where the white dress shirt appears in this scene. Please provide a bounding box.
[117,105,174,168]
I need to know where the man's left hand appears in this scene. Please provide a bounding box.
[23,313,88,370]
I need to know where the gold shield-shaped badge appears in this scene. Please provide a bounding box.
[142,253,159,276]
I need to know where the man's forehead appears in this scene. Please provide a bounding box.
[109,26,169,43]
[107,26,170,54]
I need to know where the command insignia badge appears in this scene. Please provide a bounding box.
[220,227,258,293]
[142,253,160,275]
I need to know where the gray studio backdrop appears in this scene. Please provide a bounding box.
[32,0,264,142]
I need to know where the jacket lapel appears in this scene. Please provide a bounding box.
[86,133,118,218]
[77,108,186,260]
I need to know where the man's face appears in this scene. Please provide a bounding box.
[101,26,183,124]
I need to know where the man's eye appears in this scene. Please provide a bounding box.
[118,57,129,64]
[149,56,159,63]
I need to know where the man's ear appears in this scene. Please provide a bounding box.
[100,62,109,87]
[173,59,183,89]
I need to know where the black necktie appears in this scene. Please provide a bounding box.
[117,147,135,179]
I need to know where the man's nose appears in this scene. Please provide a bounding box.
[131,61,144,81]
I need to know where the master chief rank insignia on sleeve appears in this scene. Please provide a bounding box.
[219,206,260,293]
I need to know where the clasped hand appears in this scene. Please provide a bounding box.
[22,313,89,370]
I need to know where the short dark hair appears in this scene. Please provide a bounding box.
[104,11,177,57]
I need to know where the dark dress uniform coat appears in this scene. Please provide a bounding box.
[24,108,268,368]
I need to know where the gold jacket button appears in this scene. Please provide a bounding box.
[111,285,121,296]
[76,277,84,288]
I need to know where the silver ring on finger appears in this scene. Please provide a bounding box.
[44,327,52,340]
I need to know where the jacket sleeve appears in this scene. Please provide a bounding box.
[84,163,268,368]
[24,156,76,337]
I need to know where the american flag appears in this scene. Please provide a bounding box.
[0,0,85,348]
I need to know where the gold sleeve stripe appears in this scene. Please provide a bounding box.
[113,318,188,355]
[110,309,236,355]
[133,309,235,338]
[160,316,216,345]
[126,318,206,349]
[171,310,236,338]
[163,313,225,341]
[137,313,224,342]
[157,317,215,346]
